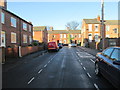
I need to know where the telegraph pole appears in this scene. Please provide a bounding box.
[101,0,105,50]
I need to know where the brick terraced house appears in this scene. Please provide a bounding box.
[48,29,81,45]
[81,16,120,46]
[33,26,48,45]
[0,7,33,47]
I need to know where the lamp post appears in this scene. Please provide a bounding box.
[101,0,105,50]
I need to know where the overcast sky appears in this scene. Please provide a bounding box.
[7,2,118,30]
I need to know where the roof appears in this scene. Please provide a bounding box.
[83,19,100,24]
[48,30,81,34]
[105,20,120,25]
[83,18,120,25]
[0,7,33,25]
[33,26,47,31]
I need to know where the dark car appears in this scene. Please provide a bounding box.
[58,43,63,49]
[95,47,120,88]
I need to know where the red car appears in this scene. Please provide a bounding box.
[48,42,59,51]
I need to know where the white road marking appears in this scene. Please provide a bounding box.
[87,73,92,78]
[44,64,47,68]
[38,69,43,74]
[90,59,95,63]
[83,67,86,70]
[81,63,83,65]
[48,61,51,63]
[28,77,35,84]
[94,83,99,90]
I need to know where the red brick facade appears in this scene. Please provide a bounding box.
[0,8,33,47]
[48,30,81,44]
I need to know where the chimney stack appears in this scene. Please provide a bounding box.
[97,15,100,21]
[0,0,7,9]
[50,26,53,31]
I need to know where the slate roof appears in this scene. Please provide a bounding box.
[48,30,81,34]
[83,19,100,24]
[105,20,120,25]
[33,26,47,31]
[83,18,120,25]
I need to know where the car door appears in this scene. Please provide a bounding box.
[99,48,114,77]
[108,49,120,88]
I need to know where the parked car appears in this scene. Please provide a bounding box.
[68,43,77,47]
[95,47,120,88]
[48,42,59,51]
[58,43,63,49]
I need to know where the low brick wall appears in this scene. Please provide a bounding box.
[6,46,44,58]
[6,47,19,58]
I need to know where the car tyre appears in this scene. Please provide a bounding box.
[95,63,101,76]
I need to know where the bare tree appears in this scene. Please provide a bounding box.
[65,21,79,30]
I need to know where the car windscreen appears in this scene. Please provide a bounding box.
[110,49,120,61]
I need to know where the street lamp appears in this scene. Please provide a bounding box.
[101,0,105,50]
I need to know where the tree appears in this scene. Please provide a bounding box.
[65,21,79,30]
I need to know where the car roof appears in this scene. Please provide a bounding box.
[108,46,120,49]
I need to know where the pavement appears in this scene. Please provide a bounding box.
[78,46,100,56]
[2,50,48,72]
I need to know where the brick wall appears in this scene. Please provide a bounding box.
[5,46,44,58]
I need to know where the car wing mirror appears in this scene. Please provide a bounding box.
[113,61,120,65]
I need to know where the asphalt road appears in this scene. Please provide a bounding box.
[3,47,115,89]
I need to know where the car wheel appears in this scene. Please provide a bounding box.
[95,63,101,76]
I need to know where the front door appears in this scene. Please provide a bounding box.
[1,31,6,47]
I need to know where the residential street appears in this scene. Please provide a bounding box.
[3,47,115,89]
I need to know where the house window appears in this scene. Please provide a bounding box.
[52,35,55,38]
[29,25,32,32]
[95,24,99,31]
[23,34,27,43]
[106,35,110,38]
[70,34,73,38]
[11,32,16,43]
[1,12,5,24]
[11,17,16,27]
[88,24,92,31]
[113,28,118,33]
[74,35,77,38]
[64,40,66,44]
[1,31,6,47]
[106,25,110,31]
[23,23,27,30]
[94,34,99,42]
[79,34,81,38]
[29,36,32,44]
[60,34,62,38]
[64,34,66,38]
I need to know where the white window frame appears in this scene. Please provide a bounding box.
[106,25,110,31]
[70,34,73,38]
[23,34,27,43]
[1,31,6,47]
[11,17,16,27]
[79,34,81,38]
[64,34,66,38]
[1,12,5,24]
[88,24,92,31]
[23,22,27,31]
[11,32,16,43]
[94,24,99,31]
[64,40,66,44]
[60,34,62,38]
[106,35,110,38]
